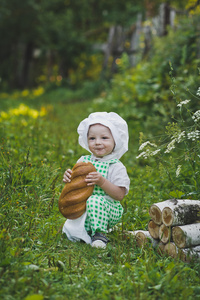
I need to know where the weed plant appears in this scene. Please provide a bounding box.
[0,85,200,300]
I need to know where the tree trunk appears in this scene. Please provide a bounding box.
[129,13,142,67]
[111,25,125,73]
[172,223,200,248]
[148,220,160,239]
[102,26,116,73]
[158,3,171,36]
[159,224,172,244]
[162,199,200,226]
[20,42,33,88]
[142,24,152,59]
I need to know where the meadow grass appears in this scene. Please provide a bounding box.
[0,89,200,300]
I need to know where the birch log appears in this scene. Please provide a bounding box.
[159,224,171,244]
[136,230,158,248]
[127,230,158,248]
[157,242,166,255]
[172,223,200,248]
[149,201,170,225]
[179,245,200,262]
[161,199,200,226]
[148,220,160,239]
[164,242,178,258]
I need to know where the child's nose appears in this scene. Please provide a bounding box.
[95,138,101,144]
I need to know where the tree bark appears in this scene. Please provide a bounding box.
[172,223,200,248]
[148,220,160,239]
[159,224,172,244]
[161,199,200,226]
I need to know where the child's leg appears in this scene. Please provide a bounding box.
[84,195,123,236]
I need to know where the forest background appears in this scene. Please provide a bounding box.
[1,0,200,299]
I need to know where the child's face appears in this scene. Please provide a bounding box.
[87,124,115,158]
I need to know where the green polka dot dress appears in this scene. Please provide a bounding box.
[82,155,124,235]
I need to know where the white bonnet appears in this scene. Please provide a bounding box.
[77,112,129,159]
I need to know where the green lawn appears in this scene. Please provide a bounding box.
[0,89,200,300]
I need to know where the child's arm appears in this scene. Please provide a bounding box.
[85,172,126,201]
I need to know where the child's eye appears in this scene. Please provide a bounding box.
[89,137,95,140]
[102,137,108,139]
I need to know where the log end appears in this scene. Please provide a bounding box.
[135,231,148,247]
[148,220,160,239]
[162,207,173,226]
[164,242,178,258]
[172,226,186,248]
[159,224,171,244]
[156,242,166,255]
[149,205,162,225]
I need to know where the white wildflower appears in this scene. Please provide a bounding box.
[136,151,148,159]
[164,138,176,153]
[176,131,185,143]
[151,149,161,156]
[177,100,191,107]
[192,110,200,122]
[136,148,160,159]
[187,130,200,141]
[139,141,157,151]
[176,165,182,177]
[136,149,152,159]
[196,87,200,96]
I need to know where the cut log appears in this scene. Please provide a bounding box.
[127,230,158,248]
[161,199,200,226]
[159,224,172,244]
[179,245,200,262]
[149,200,176,225]
[148,220,160,239]
[164,242,178,258]
[172,223,200,248]
[127,230,146,237]
[136,231,158,248]
[163,243,200,262]
[156,242,166,255]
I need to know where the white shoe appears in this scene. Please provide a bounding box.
[92,240,107,249]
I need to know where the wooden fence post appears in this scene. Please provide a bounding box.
[129,13,142,67]
[102,26,116,73]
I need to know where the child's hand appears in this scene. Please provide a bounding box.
[63,169,72,183]
[85,172,105,187]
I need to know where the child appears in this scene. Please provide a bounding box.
[62,112,130,248]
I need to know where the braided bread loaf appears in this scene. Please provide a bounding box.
[58,162,96,219]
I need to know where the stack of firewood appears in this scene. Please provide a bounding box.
[128,199,200,262]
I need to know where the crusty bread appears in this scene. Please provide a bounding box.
[58,162,96,219]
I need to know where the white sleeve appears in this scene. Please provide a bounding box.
[107,162,130,195]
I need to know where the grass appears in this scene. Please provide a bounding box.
[0,89,200,300]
